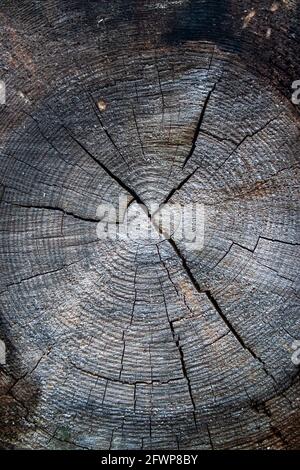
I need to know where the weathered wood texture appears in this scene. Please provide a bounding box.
[0,0,299,449]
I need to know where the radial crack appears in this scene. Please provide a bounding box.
[170,318,197,428]
[71,363,182,386]
[22,111,96,178]
[182,83,217,168]
[87,92,129,168]
[163,167,198,205]
[132,106,147,161]
[8,347,52,393]
[61,125,146,208]
[119,332,126,380]
[159,276,197,428]
[1,257,86,293]
[214,113,283,174]
[130,266,138,326]
[205,290,279,385]
[163,236,280,385]
[258,235,300,247]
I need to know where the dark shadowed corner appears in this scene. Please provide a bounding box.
[0,326,40,449]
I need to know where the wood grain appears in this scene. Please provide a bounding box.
[0,0,299,450]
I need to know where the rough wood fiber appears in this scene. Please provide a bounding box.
[0,0,299,450]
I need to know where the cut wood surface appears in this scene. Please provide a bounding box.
[0,0,299,449]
